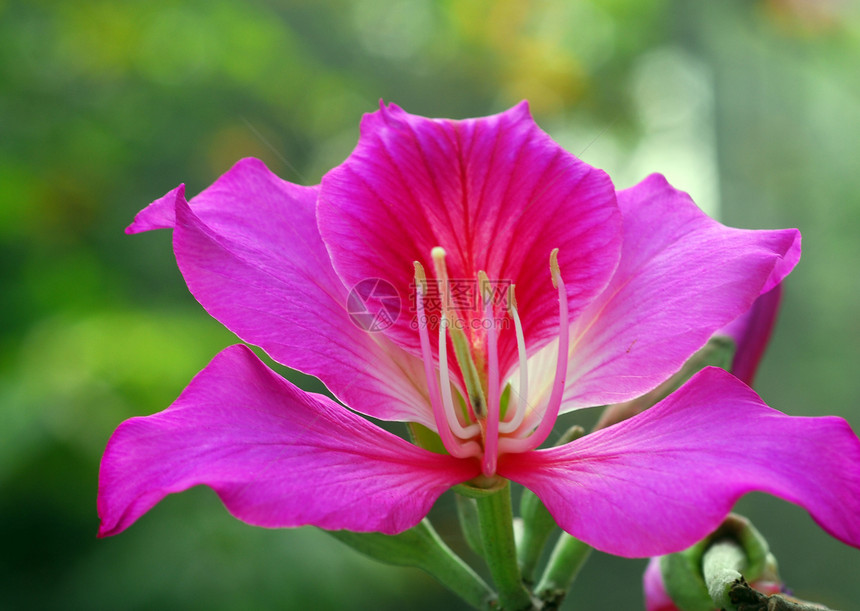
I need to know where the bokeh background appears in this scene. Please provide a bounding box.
[2,0,859,609]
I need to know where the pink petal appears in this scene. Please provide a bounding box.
[643,557,678,611]
[563,174,801,408]
[317,102,622,376]
[718,283,783,385]
[126,184,186,233]
[128,158,435,427]
[98,345,479,537]
[499,367,860,558]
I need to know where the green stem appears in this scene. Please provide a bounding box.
[475,482,536,610]
[535,533,592,609]
[728,579,836,611]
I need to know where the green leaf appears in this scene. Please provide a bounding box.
[326,520,495,610]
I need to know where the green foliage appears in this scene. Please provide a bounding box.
[1,0,859,609]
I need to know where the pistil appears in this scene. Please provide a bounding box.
[480,271,501,476]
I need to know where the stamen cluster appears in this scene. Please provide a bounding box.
[413,247,570,475]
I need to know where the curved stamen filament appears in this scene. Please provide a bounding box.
[414,263,480,458]
[498,286,529,434]
[438,313,482,440]
[498,249,570,454]
[432,247,487,417]
[415,247,569,463]
[481,276,500,476]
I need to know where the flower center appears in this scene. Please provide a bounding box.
[413,247,569,476]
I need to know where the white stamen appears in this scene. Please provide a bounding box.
[438,313,481,439]
[414,263,480,458]
[498,289,529,434]
[498,248,569,453]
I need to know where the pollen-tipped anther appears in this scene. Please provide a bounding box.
[431,247,448,285]
[413,261,427,292]
[550,248,560,289]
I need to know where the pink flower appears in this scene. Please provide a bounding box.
[99,103,860,558]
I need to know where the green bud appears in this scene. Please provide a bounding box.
[660,514,774,611]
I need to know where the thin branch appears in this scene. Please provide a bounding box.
[730,577,837,611]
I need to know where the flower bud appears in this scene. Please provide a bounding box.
[644,514,783,611]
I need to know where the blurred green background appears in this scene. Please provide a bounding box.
[1,0,858,609]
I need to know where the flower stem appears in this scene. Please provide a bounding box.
[474,482,536,610]
[535,533,592,609]
[727,579,835,611]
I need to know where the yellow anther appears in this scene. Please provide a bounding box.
[413,261,427,292]
[431,247,451,309]
[431,247,448,278]
[550,248,561,289]
[508,283,518,313]
[477,270,491,303]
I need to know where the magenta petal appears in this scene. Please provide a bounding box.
[718,283,783,385]
[643,557,678,611]
[98,345,479,537]
[563,174,801,408]
[126,184,186,233]
[318,102,621,375]
[129,158,434,427]
[499,367,860,557]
